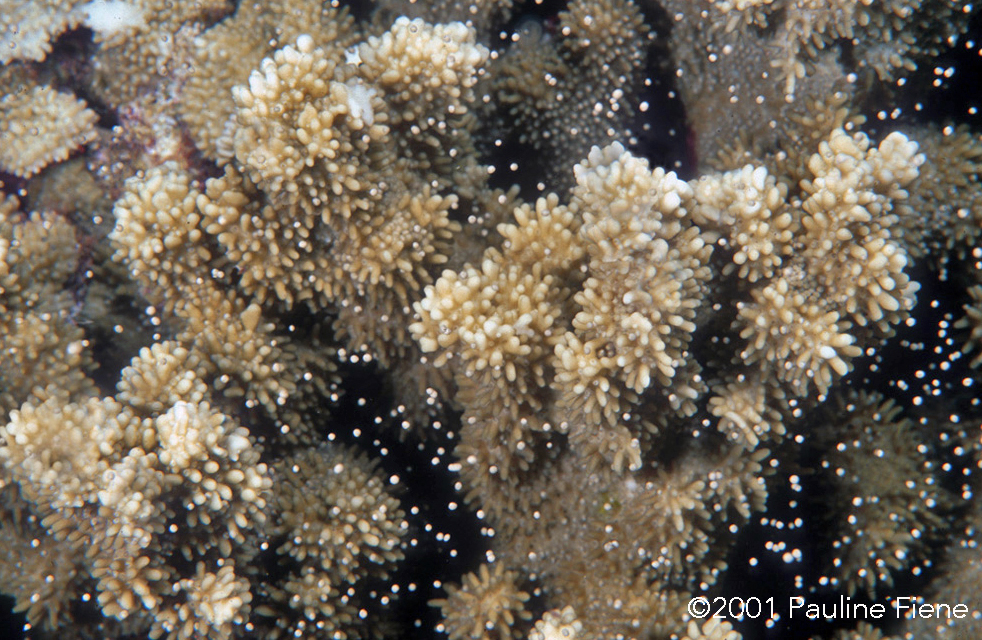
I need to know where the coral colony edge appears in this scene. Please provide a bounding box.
[2,0,982,638]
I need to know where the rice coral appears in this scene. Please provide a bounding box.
[0,1,979,639]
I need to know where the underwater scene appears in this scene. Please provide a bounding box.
[1,0,982,638]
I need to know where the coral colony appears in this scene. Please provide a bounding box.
[2,0,982,639]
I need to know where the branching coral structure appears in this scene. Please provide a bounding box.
[1,0,982,639]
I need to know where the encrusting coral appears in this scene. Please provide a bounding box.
[0,81,98,178]
[0,0,87,64]
[1,0,981,639]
